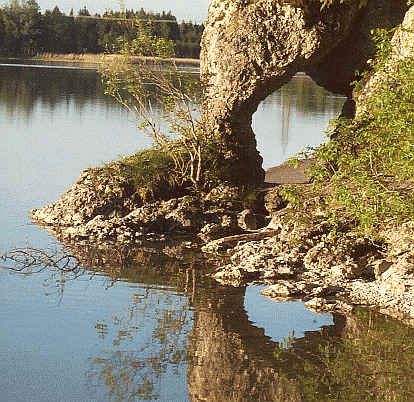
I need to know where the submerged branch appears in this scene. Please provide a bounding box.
[0,247,82,275]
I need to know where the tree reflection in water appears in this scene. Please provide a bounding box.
[1,242,202,400]
[88,287,191,400]
[275,307,414,401]
[0,65,107,122]
[0,65,344,125]
[3,243,414,401]
[1,246,87,301]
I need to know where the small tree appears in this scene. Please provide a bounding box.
[100,21,216,193]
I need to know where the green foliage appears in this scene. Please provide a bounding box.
[0,4,203,58]
[309,26,414,237]
[280,185,302,208]
[115,22,175,58]
[104,148,183,202]
[0,0,42,56]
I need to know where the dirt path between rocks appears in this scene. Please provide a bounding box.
[265,159,315,184]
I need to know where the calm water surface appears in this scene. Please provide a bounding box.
[2,61,414,401]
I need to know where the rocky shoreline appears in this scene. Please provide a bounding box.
[30,168,414,326]
[203,186,414,326]
[30,166,267,245]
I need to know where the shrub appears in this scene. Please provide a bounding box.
[307,26,414,237]
[100,21,228,195]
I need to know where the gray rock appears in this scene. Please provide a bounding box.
[237,209,258,230]
[31,169,251,246]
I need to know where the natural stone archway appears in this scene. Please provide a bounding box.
[200,0,409,187]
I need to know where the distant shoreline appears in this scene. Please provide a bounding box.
[19,53,200,67]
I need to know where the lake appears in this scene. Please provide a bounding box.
[2,61,414,401]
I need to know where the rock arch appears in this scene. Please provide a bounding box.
[200,0,408,187]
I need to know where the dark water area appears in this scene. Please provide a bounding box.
[2,61,414,401]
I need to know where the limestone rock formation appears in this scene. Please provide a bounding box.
[210,179,414,324]
[201,0,408,186]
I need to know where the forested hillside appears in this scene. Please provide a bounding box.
[0,0,203,58]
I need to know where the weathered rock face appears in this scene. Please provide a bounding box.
[209,186,414,325]
[201,0,408,186]
[306,0,409,96]
[201,0,359,186]
[206,4,414,322]
[390,5,414,59]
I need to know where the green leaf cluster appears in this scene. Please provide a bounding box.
[309,27,414,237]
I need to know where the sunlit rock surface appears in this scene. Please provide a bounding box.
[200,0,408,186]
[30,168,265,244]
[211,184,414,325]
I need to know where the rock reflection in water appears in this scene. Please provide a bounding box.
[3,243,414,401]
[187,284,305,401]
[188,288,414,401]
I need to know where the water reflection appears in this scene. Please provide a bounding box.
[0,61,404,401]
[72,244,201,401]
[88,288,191,400]
[0,64,111,121]
[268,73,345,117]
[0,61,197,124]
[0,62,344,171]
[277,308,414,401]
[1,242,197,400]
[4,243,414,401]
